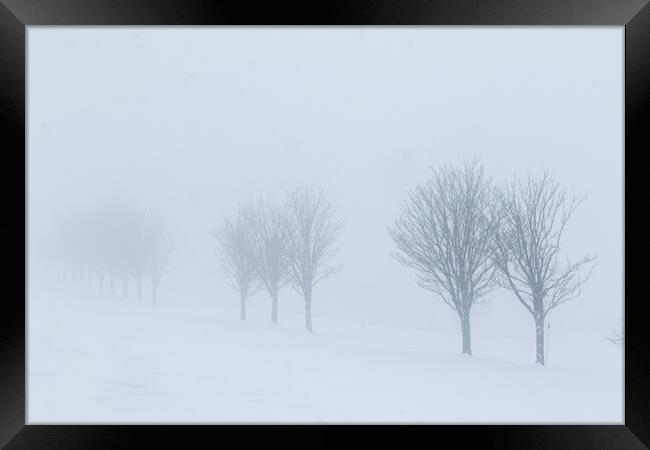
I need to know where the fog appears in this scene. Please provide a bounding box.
[27,27,623,422]
[28,26,622,334]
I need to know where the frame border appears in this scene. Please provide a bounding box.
[1,0,647,448]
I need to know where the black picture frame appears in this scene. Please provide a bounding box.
[1,0,647,448]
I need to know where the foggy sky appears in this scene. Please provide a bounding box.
[28,27,623,339]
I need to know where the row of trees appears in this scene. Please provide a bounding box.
[53,197,179,304]
[49,169,599,365]
[211,185,343,332]
[389,159,596,366]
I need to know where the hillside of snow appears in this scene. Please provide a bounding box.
[28,282,622,424]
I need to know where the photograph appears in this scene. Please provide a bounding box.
[26,26,623,424]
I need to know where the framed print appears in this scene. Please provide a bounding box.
[1,0,648,448]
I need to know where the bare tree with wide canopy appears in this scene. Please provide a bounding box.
[284,186,343,332]
[493,171,596,366]
[388,159,498,355]
[211,202,260,320]
[251,197,290,325]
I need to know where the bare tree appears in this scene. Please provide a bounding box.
[251,198,290,325]
[211,202,260,320]
[130,205,155,302]
[284,186,343,332]
[120,201,148,301]
[145,210,180,306]
[388,159,497,355]
[493,171,596,366]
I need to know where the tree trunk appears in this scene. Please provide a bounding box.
[240,292,246,320]
[305,290,313,332]
[152,279,159,306]
[97,272,104,293]
[459,313,472,355]
[271,292,278,325]
[136,277,143,301]
[535,317,545,366]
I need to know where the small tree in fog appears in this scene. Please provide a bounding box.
[608,319,624,345]
[251,198,290,325]
[96,196,137,298]
[130,206,155,302]
[146,211,180,306]
[117,202,144,299]
[493,172,596,366]
[388,159,497,355]
[211,203,260,320]
[284,186,343,332]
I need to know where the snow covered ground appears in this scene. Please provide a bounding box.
[28,282,623,424]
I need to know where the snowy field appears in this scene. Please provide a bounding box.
[28,282,623,424]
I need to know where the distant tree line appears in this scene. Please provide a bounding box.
[389,159,597,366]
[53,196,180,305]
[49,164,601,367]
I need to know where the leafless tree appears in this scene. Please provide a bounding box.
[388,159,497,355]
[493,171,597,366]
[129,204,155,302]
[122,201,150,301]
[145,210,180,306]
[284,186,343,332]
[211,202,260,320]
[251,198,290,325]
